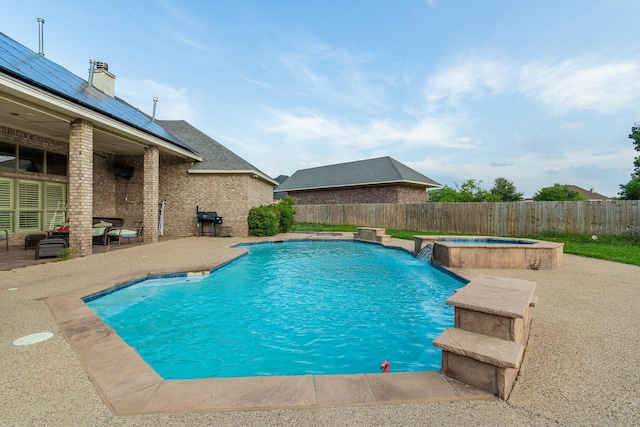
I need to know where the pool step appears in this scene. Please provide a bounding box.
[355,227,391,244]
[433,275,537,400]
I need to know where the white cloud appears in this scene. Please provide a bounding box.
[519,58,640,114]
[271,38,387,111]
[117,79,198,121]
[263,108,478,151]
[424,55,512,109]
[421,52,640,118]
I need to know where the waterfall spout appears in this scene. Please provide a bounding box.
[417,243,433,262]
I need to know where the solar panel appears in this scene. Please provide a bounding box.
[0,31,198,155]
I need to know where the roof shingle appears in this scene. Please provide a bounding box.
[276,157,440,192]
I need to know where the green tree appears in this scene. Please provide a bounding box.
[619,122,640,199]
[427,185,459,202]
[490,177,523,201]
[621,177,640,200]
[428,179,500,202]
[532,184,585,201]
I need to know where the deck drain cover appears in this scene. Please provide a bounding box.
[13,332,53,346]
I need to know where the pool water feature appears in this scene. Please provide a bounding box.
[414,235,564,269]
[87,240,465,380]
[438,237,535,245]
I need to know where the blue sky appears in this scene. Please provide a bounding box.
[3,0,639,197]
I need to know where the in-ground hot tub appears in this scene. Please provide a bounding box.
[414,236,563,270]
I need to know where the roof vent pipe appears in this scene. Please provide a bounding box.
[37,18,45,56]
[152,97,158,121]
[88,60,96,85]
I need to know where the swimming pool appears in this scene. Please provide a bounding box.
[87,240,465,379]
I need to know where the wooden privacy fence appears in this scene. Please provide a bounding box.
[294,200,640,236]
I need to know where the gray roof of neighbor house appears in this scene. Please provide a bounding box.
[0,31,199,156]
[275,156,441,192]
[157,120,277,184]
[273,175,290,199]
[568,185,610,200]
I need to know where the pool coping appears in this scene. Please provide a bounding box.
[45,236,495,414]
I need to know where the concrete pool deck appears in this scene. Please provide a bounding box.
[1,234,639,425]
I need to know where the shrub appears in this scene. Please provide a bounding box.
[277,196,296,233]
[247,205,279,236]
[247,197,297,236]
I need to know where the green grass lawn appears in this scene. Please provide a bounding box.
[291,222,640,266]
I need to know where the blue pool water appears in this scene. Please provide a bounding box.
[86,240,465,379]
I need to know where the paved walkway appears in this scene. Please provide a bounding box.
[1,235,638,426]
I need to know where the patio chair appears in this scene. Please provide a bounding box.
[107,218,144,246]
[35,236,68,260]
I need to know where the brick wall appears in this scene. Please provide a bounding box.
[68,119,93,256]
[290,185,426,205]
[0,126,67,154]
[143,146,159,243]
[157,159,274,237]
[93,153,117,217]
[109,155,145,220]
[397,185,428,203]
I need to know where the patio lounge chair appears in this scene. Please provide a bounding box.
[92,217,125,245]
[25,233,47,250]
[35,236,68,260]
[107,218,143,246]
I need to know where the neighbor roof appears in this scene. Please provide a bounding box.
[0,31,199,156]
[275,156,441,192]
[157,120,277,184]
[568,185,610,200]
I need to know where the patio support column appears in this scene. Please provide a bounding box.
[143,145,159,243]
[68,119,93,256]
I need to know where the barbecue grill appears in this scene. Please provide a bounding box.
[197,210,223,236]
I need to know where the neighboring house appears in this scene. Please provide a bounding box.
[568,185,610,201]
[0,31,276,255]
[275,157,441,205]
[273,174,289,200]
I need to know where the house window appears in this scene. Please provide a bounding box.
[0,141,67,176]
[18,146,44,173]
[0,141,16,170]
[45,182,67,229]
[0,177,67,233]
[18,179,42,231]
[0,177,12,231]
[46,152,68,176]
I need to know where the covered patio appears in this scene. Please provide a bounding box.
[0,234,180,271]
[0,33,202,256]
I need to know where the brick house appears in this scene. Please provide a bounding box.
[275,157,441,204]
[0,31,276,255]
